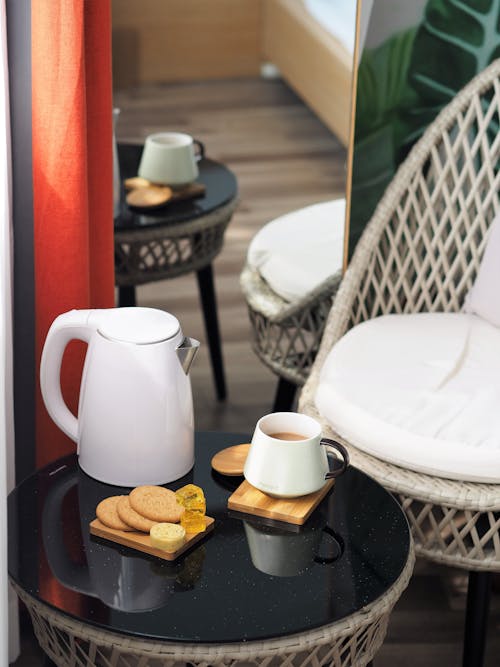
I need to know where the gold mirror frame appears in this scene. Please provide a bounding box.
[343,0,363,275]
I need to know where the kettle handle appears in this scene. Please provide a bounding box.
[40,310,94,443]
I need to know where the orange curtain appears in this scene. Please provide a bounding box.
[32,0,115,468]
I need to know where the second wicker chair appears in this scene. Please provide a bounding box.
[300,60,500,667]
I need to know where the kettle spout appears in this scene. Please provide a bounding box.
[176,337,200,375]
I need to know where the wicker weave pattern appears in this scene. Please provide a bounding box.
[14,547,414,667]
[115,200,238,286]
[240,265,341,385]
[349,79,500,332]
[399,497,500,571]
[300,60,500,572]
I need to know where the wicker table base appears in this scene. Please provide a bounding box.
[14,545,414,667]
[240,265,341,412]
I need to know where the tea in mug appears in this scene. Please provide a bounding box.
[269,432,306,441]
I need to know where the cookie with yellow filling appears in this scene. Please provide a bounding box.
[150,522,186,551]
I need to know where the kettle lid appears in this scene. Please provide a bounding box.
[93,307,180,344]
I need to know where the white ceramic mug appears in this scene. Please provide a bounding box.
[138,132,205,186]
[243,412,349,498]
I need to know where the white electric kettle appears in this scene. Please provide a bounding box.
[40,307,199,487]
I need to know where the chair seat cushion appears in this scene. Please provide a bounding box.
[247,199,345,302]
[315,313,500,482]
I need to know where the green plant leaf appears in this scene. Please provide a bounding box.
[350,28,423,256]
[350,126,395,253]
[355,27,419,140]
[350,0,500,258]
[409,0,500,106]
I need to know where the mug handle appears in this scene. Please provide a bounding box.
[193,139,205,162]
[321,438,349,479]
[314,526,345,565]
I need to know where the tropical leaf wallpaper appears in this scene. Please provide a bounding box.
[349,0,500,257]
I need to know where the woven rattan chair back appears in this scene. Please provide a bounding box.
[336,60,498,353]
[300,59,500,573]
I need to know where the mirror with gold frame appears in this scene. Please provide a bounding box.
[346,0,500,263]
[112,0,360,421]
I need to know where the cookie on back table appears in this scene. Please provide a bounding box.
[129,485,184,523]
[96,496,134,531]
[117,495,157,533]
[126,185,172,208]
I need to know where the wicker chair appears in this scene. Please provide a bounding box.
[240,253,341,413]
[299,59,500,667]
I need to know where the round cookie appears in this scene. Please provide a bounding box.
[126,185,172,208]
[96,496,134,531]
[129,485,184,523]
[124,176,151,191]
[117,495,157,533]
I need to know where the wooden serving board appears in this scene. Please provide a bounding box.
[126,181,206,210]
[211,443,251,476]
[227,480,335,526]
[170,182,206,201]
[89,516,214,562]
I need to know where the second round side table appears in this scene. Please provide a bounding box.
[114,143,239,401]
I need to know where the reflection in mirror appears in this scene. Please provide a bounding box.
[112,0,358,429]
[347,0,500,259]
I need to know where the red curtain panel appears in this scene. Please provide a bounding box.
[32,0,115,468]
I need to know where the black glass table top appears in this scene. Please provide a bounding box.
[8,432,410,644]
[115,143,237,231]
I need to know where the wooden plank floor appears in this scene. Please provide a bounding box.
[14,78,500,666]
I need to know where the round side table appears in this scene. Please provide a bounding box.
[114,144,239,400]
[9,432,414,667]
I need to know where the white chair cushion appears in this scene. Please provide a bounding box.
[247,199,345,302]
[315,312,500,483]
[464,213,500,327]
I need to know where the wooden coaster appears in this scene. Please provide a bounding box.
[170,182,206,201]
[89,516,214,562]
[211,444,251,476]
[227,480,334,526]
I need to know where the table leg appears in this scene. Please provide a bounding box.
[272,377,297,412]
[196,264,227,401]
[118,285,136,307]
[462,571,491,667]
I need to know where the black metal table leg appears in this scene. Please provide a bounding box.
[272,377,297,412]
[462,571,492,667]
[196,264,227,401]
[118,285,136,307]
